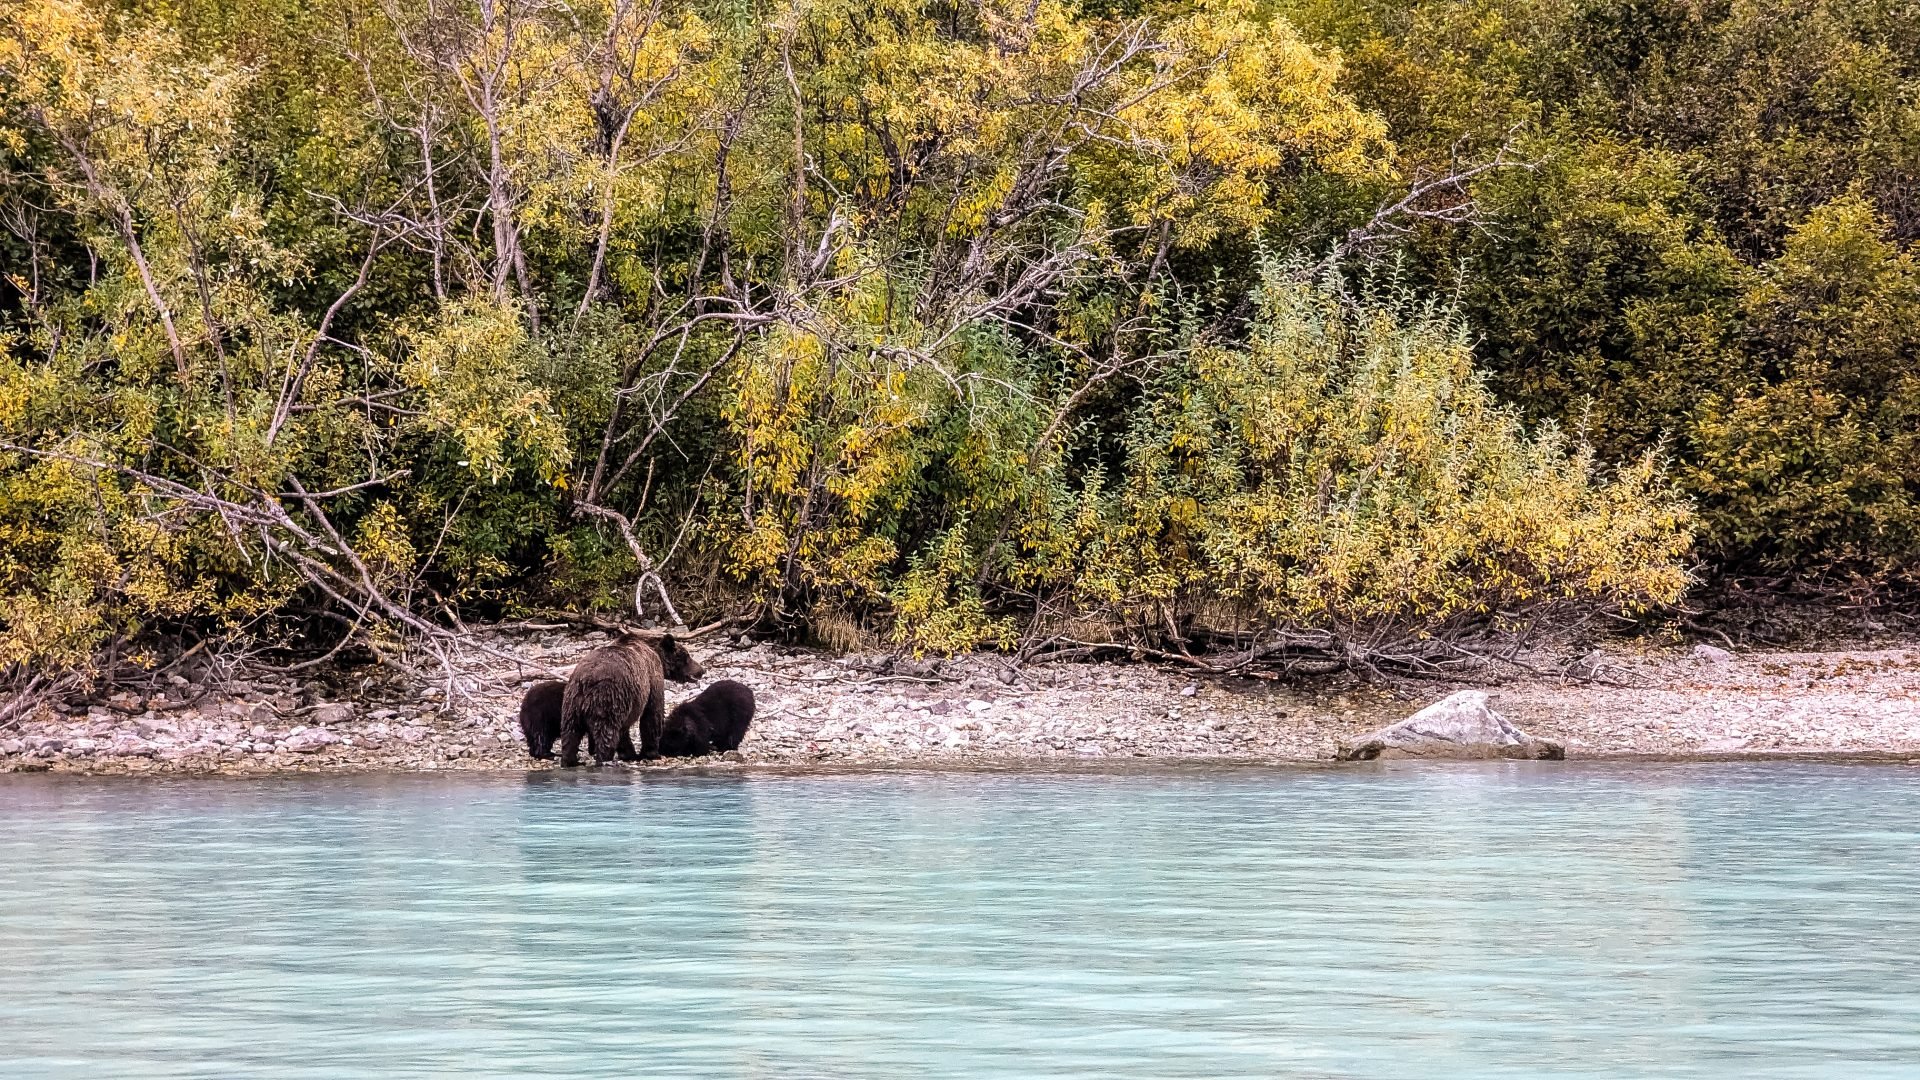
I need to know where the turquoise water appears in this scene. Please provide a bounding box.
[0,764,1916,1079]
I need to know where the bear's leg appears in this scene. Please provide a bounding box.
[686,721,715,756]
[636,689,664,760]
[559,718,585,768]
[616,726,638,762]
[589,722,616,764]
[526,723,556,760]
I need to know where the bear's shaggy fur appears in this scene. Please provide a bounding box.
[560,633,704,766]
[518,679,566,760]
[660,679,756,758]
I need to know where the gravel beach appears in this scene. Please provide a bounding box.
[4,628,1919,774]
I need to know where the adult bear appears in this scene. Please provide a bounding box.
[660,679,756,758]
[518,678,565,760]
[560,632,705,766]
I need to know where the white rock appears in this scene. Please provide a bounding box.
[283,728,342,753]
[1336,691,1563,761]
[309,703,355,726]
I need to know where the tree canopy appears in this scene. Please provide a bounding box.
[2,0,1910,694]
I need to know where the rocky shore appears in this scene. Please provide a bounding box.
[4,628,1920,774]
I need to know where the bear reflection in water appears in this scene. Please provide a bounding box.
[517,638,752,763]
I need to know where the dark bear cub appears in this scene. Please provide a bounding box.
[560,632,705,767]
[518,679,565,759]
[660,679,756,758]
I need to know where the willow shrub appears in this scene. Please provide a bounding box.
[717,280,1046,652]
[1045,268,1694,642]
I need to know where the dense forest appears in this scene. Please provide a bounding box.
[1,0,1915,701]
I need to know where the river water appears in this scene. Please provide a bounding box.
[0,763,1916,1078]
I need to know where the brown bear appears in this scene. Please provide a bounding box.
[560,632,704,766]
[523,676,641,761]
[518,678,565,760]
[660,680,756,758]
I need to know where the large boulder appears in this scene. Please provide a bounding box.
[1335,690,1563,761]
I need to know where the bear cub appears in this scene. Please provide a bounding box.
[660,679,756,758]
[560,632,705,766]
[518,678,566,759]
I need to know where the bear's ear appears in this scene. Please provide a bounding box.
[660,633,676,649]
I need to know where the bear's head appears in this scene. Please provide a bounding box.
[656,634,705,683]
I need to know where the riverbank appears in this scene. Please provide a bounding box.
[4,629,1919,774]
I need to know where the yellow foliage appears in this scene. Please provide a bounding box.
[723,296,931,604]
[1112,0,1393,244]
[1085,267,1693,631]
[397,300,572,486]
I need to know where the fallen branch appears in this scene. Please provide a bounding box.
[0,439,532,701]
[571,499,685,628]
[1017,621,1631,689]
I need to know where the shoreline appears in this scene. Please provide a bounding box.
[3,745,1920,776]
[5,631,1920,776]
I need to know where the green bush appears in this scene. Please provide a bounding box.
[1036,268,1693,640]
